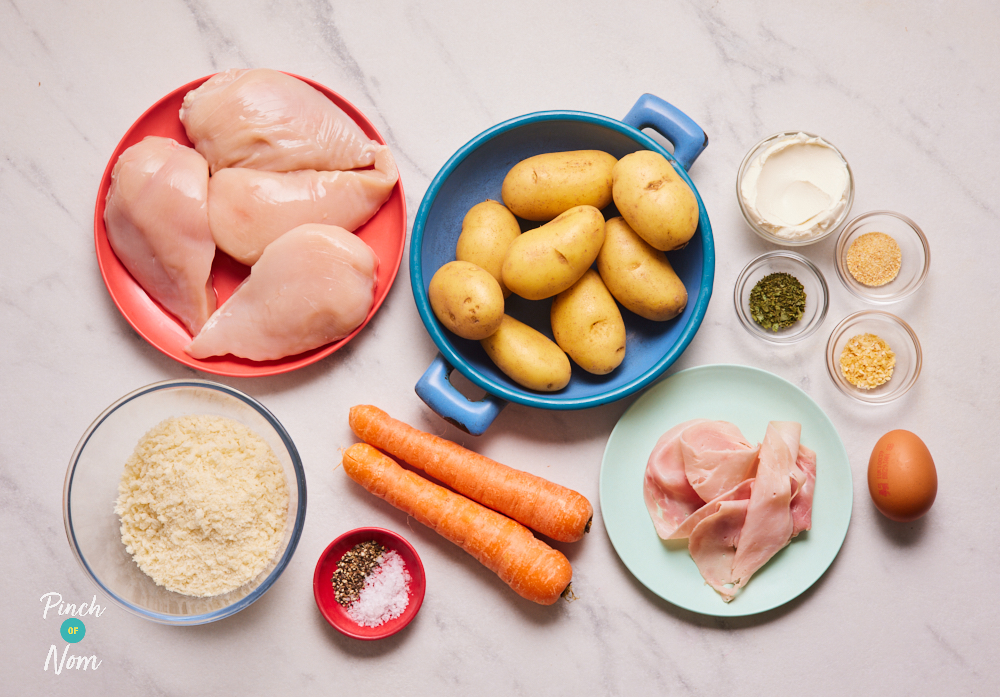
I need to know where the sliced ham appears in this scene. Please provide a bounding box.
[642,419,709,539]
[730,421,798,591]
[688,499,750,602]
[669,478,754,540]
[790,444,817,537]
[186,224,377,361]
[644,418,817,603]
[104,136,216,335]
[679,420,760,502]
[179,68,380,174]
[207,146,398,265]
[772,419,802,465]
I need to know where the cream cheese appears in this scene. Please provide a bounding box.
[740,132,851,241]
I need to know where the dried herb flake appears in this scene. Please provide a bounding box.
[748,272,806,332]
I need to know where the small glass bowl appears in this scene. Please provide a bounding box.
[313,527,426,640]
[734,250,829,343]
[835,210,930,303]
[737,131,855,246]
[64,380,306,625]
[826,310,922,404]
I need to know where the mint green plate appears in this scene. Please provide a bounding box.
[600,364,852,616]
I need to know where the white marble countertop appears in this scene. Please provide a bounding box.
[4,1,998,694]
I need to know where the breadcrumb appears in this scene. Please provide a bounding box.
[115,415,289,597]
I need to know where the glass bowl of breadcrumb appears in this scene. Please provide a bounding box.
[826,311,922,404]
[835,211,930,303]
[64,379,306,625]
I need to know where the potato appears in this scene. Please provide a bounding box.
[501,205,606,301]
[550,270,626,375]
[597,217,688,321]
[501,150,618,222]
[612,150,699,251]
[428,261,505,340]
[480,315,571,392]
[455,200,521,297]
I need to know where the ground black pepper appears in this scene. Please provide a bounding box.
[749,272,806,332]
[332,540,385,606]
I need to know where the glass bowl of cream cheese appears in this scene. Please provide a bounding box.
[737,131,854,246]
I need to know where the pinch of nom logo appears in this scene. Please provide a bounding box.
[41,592,105,675]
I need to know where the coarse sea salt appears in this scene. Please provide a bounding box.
[346,549,411,627]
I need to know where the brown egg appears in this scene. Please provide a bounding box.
[867,430,937,522]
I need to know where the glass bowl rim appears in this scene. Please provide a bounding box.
[834,209,931,303]
[736,130,855,247]
[824,309,923,404]
[733,249,830,344]
[63,378,307,625]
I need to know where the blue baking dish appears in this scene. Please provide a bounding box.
[411,94,714,434]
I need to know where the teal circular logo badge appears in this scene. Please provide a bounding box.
[60,618,86,643]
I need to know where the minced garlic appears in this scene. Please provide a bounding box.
[115,414,289,597]
[840,332,895,389]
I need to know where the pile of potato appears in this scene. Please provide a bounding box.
[428,149,698,392]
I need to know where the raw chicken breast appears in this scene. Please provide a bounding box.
[730,421,798,592]
[185,224,378,361]
[207,146,398,265]
[679,421,760,502]
[643,419,709,539]
[104,136,216,335]
[179,68,380,174]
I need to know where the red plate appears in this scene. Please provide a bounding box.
[94,73,407,377]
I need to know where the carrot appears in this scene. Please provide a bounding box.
[348,405,593,543]
[342,442,573,605]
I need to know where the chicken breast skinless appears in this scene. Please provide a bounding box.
[186,224,378,361]
[104,136,216,336]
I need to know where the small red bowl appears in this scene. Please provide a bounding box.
[313,527,425,640]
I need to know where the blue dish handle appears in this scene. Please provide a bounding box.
[622,94,708,171]
[415,354,508,435]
